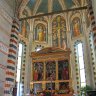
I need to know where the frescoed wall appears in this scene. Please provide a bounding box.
[21,20,30,38]
[71,17,82,37]
[52,15,67,49]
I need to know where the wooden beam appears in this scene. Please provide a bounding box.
[19,6,87,21]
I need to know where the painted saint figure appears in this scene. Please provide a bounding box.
[34,69,38,81]
[72,18,81,37]
[62,66,69,80]
[33,62,44,81]
[35,24,46,42]
[22,21,26,37]
[38,26,44,41]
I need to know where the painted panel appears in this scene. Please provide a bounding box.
[33,62,44,81]
[58,60,69,80]
[46,61,56,81]
[46,83,55,90]
[33,83,42,92]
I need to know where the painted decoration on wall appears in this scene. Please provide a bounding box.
[52,15,67,49]
[72,17,81,37]
[21,20,30,38]
[35,23,47,42]
[58,60,69,80]
[33,62,44,81]
[46,61,56,80]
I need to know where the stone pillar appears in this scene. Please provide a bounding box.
[88,0,96,88]
[92,0,96,22]
[4,18,19,96]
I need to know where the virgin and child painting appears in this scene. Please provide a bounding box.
[46,61,56,80]
[34,23,47,42]
[33,62,44,81]
[58,60,69,80]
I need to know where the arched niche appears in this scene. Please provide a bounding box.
[70,12,82,38]
[52,15,67,49]
[33,22,48,42]
[20,20,30,38]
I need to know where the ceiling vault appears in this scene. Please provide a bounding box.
[58,0,66,10]
[48,0,53,13]
[33,0,42,15]
[19,5,87,21]
[72,0,80,6]
[18,0,30,17]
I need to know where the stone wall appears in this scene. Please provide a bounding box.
[0,0,13,95]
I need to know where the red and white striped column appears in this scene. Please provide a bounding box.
[4,18,19,96]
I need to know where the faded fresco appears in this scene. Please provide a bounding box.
[71,17,81,37]
[52,15,67,49]
[21,20,30,38]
